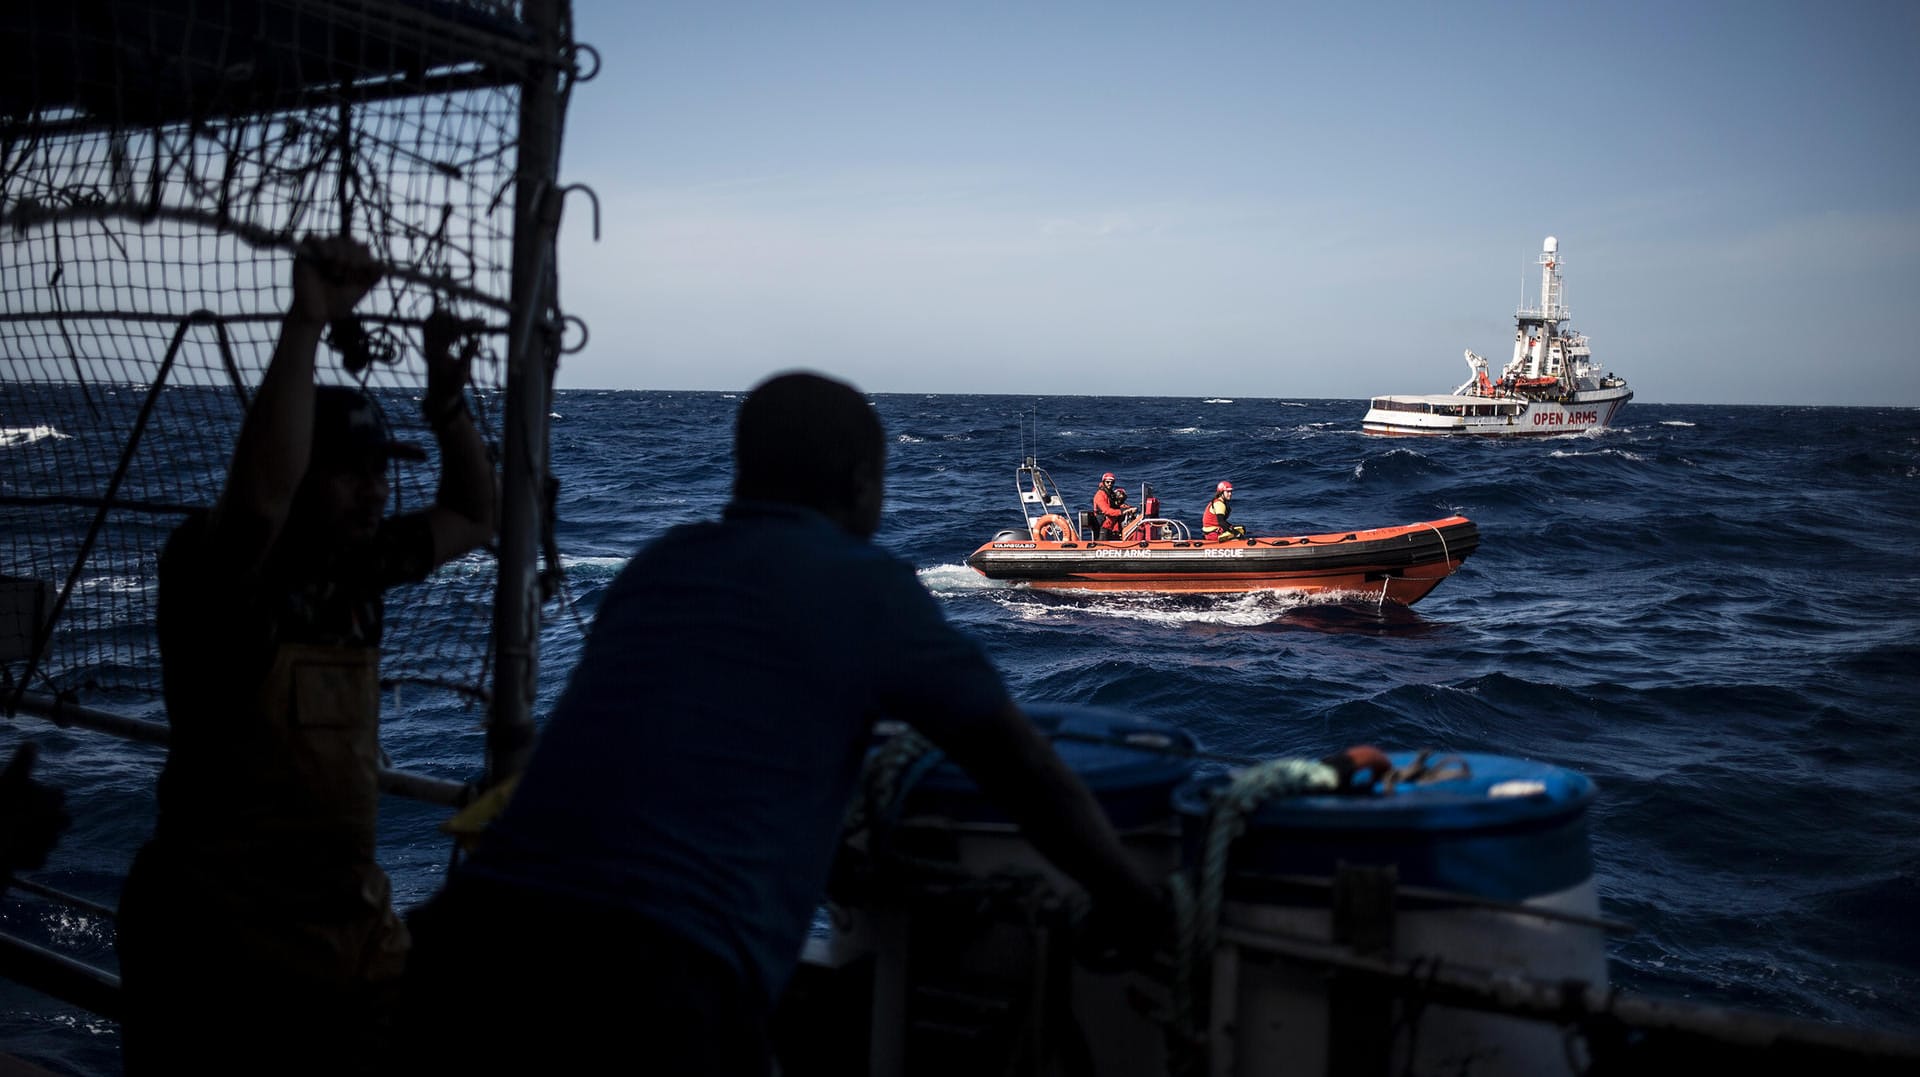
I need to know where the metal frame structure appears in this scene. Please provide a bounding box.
[0,0,581,1027]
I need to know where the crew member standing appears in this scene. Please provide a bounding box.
[1092,472,1135,539]
[116,237,497,1075]
[1202,480,1244,542]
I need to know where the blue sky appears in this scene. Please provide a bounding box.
[554,1,1919,405]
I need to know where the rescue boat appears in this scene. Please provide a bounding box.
[965,459,1478,604]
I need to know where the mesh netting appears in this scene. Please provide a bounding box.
[0,1,565,709]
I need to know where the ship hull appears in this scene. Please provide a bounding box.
[1361,386,1632,437]
[966,516,1478,604]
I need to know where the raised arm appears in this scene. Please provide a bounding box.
[418,310,497,568]
[209,236,382,565]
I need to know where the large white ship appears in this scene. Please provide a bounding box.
[1361,236,1632,436]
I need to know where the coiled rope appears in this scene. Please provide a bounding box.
[841,726,942,840]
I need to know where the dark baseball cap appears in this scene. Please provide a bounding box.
[311,384,426,471]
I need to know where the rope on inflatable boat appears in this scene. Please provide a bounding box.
[1374,521,1454,609]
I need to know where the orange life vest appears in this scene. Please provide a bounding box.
[1202,495,1230,538]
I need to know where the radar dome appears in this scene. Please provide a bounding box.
[1543,236,1558,253]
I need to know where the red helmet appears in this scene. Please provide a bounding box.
[1101,472,1115,482]
[1216,480,1233,492]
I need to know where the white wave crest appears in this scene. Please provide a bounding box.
[79,574,156,596]
[1353,446,1426,478]
[1660,420,1695,427]
[1548,447,1644,461]
[0,424,68,447]
[1203,398,1233,404]
[918,563,1000,593]
[561,555,630,574]
[991,588,1318,626]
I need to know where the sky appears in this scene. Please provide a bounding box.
[552,1,1920,406]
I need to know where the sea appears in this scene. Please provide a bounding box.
[3,393,1918,1074]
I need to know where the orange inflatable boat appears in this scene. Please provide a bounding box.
[965,459,1478,604]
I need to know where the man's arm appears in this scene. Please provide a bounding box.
[208,236,382,567]
[419,310,497,568]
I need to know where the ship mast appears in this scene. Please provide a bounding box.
[1513,236,1567,384]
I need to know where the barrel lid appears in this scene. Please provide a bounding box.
[1173,752,1597,902]
[1172,751,1594,833]
[895,702,1197,827]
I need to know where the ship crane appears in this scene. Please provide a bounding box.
[1458,350,1497,396]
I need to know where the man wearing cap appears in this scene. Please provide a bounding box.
[1091,471,1137,540]
[116,235,496,1074]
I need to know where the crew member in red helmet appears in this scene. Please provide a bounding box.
[1201,480,1244,542]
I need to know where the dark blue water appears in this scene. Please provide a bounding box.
[5,394,1918,1074]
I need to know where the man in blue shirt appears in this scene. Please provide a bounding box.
[401,371,1169,1074]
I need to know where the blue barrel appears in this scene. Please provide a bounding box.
[887,702,1190,825]
[866,703,1197,1077]
[897,702,1200,831]
[1173,750,1608,1077]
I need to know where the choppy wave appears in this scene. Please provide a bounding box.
[0,424,68,447]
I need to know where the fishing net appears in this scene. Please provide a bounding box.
[0,1,575,712]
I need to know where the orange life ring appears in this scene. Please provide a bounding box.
[1029,513,1073,542]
